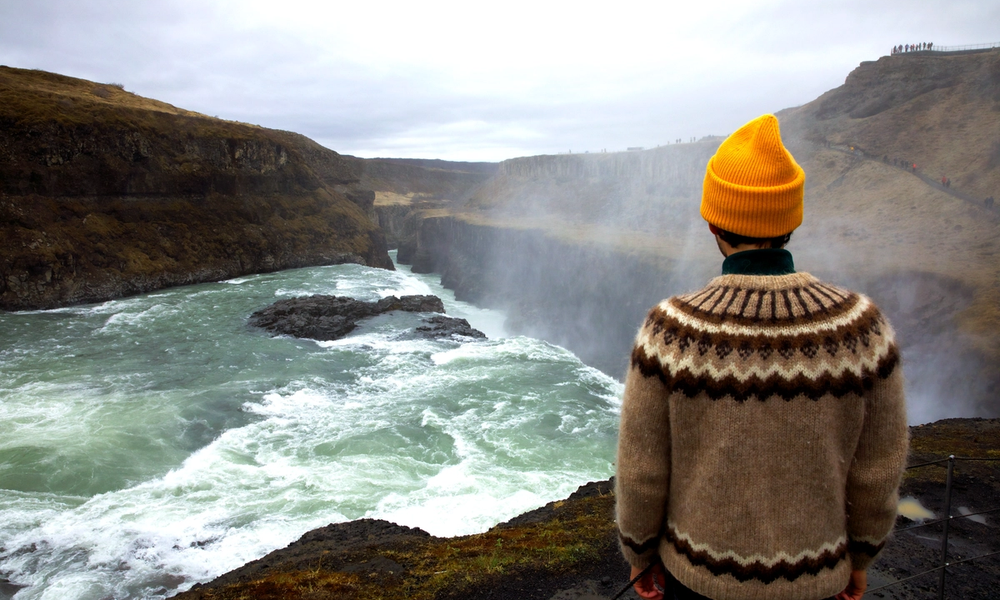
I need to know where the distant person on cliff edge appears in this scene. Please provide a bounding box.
[615,114,909,600]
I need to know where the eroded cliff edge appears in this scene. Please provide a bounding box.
[0,66,394,311]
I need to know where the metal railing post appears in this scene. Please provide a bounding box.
[862,454,1000,598]
[937,455,955,600]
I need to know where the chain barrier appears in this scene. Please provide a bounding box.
[867,455,1000,599]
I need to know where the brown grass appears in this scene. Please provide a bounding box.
[1,66,233,125]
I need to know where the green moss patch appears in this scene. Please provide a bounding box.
[177,492,617,600]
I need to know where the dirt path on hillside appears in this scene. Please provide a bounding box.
[828,144,998,216]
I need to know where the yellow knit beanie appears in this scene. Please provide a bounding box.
[700,114,805,238]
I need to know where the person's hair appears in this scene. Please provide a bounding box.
[716,227,792,249]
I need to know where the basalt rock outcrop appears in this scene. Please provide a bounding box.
[0,66,393,311]
[248,294,485,341]
[415,314,487,339]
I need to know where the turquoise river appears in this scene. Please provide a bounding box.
[0,253,623,599]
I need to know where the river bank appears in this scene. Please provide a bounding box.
[170,418,999,600]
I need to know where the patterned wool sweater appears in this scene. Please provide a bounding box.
[615,255,908,600]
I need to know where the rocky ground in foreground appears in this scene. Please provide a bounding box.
[171,418,999,600]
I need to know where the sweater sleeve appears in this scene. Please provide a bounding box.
[615,325,673,567]
[845,354,909,571]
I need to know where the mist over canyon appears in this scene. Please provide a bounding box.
[376,49,1000,424]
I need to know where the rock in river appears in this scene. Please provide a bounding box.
[248,294,485,341]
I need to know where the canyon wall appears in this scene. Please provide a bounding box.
[401,213,711,375]
[0,67,392,311]
[395,211,997,420]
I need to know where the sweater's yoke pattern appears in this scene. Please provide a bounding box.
[673,280,857,328]
[616,270,908,599]
[630,274,901,402]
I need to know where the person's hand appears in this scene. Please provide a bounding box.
[835,569,867,600]
[631,562,666,600]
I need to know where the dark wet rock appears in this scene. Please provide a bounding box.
[497,479,615,530]
[248,294,443,340]
[183,519,430,593]
[415,315,487,339]
[248,294,486,341]
[0,578,27,599]
[287,518,431,550]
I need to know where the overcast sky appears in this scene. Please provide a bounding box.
[1,1,996,161]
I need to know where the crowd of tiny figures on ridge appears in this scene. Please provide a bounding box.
[892,42,933,54]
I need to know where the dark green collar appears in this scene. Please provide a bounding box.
[721,248,795,276]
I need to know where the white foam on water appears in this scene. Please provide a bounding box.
[371,478,545,538]
[1,395,368,599]
[377,278,435,299]
[0,382,148,460]
[272,287,308,298]
[430,343,488,366]
[430,336,574,367]
[9,299,128,316]
[315,332,442,359]
[0,261,623,599]
[74,296,146,316]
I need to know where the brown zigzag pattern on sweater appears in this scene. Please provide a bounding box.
[631,344,900,401]
[619,532,660,556]
[666,528,847,584]
[848,538,886,560]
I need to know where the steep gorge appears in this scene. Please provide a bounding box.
[387,49,1000,420]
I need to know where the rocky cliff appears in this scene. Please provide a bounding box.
[0,66,393,311]
[365,158,497,249]
[780,49,1000,201]
[393,49,1000,419]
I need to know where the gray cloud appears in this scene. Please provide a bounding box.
[2,0,997,161]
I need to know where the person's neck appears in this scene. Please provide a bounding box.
[721,243,770,257]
